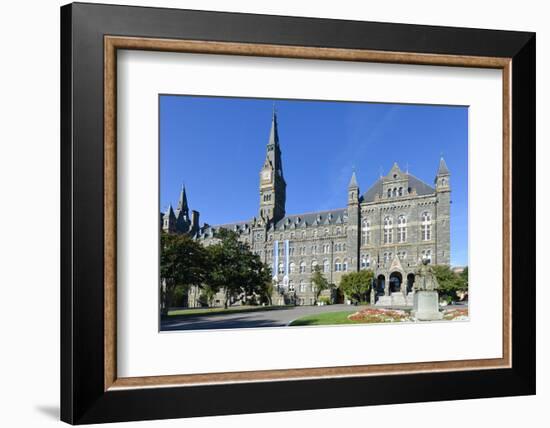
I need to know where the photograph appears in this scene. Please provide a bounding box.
[159,96,469,331]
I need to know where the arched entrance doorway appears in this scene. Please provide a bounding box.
[376,274,385,296]
[389,271,403,293]
[407,273,415,293]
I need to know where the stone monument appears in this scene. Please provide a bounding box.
[412,259,443,320]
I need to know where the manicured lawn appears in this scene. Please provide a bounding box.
[289,311,358,326]
[289,308,414,326]
[166,305,289,318]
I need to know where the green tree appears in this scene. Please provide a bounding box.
[310,265,330,304]
[160,233,208,314]
[206,229,272,308]
[432,265,469,301]
[339,270,374,303]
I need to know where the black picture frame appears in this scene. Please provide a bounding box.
[61,2,535,424]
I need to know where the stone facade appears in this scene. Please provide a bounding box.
[162,110,451,307]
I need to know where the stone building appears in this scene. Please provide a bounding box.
[162,110,451,307]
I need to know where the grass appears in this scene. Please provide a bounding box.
[289,308,414,326]
[289,311,359,326]
[166,305,291,318]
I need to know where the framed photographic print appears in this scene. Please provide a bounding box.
[60,2,536,425]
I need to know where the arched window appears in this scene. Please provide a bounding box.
[421,211,432,241]
[313,230,318,238]
[289,262,295,274]
[288,280,294,291]
[268,234,273,241]
[311,245,317,254]
[278,263,284,274]
[398,187,403,196]
[343,259,348,271]
[392,188,397,197]
[323,259,330,273]
[324,228,329,236]
[299,281,306,293]
[387,189,392,198]
[299,261,306,273]
[343,243,346,251]
[323,244,330,254]
[336,227,341,235]
[311,260,318,272]
[397,215,407,243]
[383,216,393,244]
[397,251,407,260]
[362,219,371,245]
[289,232,294,240]
[302,231,306,239]
[334,259,342,272]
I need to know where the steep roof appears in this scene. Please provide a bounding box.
[274,208,348,230]
[437,157,450,175]
[362,173,435,202]
[348,171,358,188]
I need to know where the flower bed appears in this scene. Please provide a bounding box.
[442,307,469,321]
[348,308,413,323]
[347,307,469,323]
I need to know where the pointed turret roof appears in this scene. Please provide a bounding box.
[348,170,359,188]
[177,184,189,214]
[437,157,450,175]
[164,204,176,220]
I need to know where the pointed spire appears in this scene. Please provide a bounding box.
[437,157,450,175]
[177,183,189,214]
[348,170,359,188]
[268,105,279,146]
[165,204,176,219]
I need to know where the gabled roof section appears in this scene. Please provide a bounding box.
[385,162,404,181]
[361,173,435,202]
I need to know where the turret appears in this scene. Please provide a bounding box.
[435,157,451,191]
[348,170,360,205]
[434,157,451,265]
[347,170,360,272]
[162,204,177,233]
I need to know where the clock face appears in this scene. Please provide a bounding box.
[262,170,271,180]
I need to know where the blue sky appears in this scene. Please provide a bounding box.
[160,96,468,266]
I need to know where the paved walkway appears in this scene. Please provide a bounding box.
[161,304,357,331]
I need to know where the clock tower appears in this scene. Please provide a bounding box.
[259,108,286,224]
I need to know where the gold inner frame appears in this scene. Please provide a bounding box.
[104,35,512,391]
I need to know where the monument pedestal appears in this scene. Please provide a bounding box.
[390,293,407,306]
[375,295,392,306]
[412,290,443,320]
